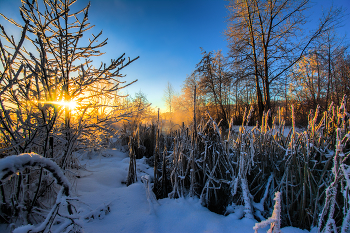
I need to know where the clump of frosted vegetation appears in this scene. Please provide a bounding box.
[142,95,350,231]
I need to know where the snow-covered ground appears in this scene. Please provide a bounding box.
[0,148,312,233]
[74,149,310,233]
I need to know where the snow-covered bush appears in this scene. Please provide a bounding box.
[0,153,81,232]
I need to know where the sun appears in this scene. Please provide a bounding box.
[57,101,77,110]
[39,101,78,110]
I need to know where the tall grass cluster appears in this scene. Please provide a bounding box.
[126,96,350,231]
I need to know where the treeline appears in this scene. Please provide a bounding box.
[166,0,349,127]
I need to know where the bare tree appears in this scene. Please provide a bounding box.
[289,29,349,123]
[196,49,232,127]
[163,81,175,114]
[0,0,138,163]
[172,73,205,125]
[0,0,138,225]
[225,0,342,121]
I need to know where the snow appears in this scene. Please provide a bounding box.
[1,149,311,233]
[12,224,35,233]
[73,149,309,233]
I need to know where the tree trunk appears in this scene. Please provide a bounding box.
[255,75,264,122]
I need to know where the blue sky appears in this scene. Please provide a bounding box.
[85,0,230,111]
[0,0,349,111]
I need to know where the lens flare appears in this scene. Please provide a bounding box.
[39,101,77,110]
[58,101,77,109]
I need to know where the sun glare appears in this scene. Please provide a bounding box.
[58,101,77,109]
[39,101,78,110]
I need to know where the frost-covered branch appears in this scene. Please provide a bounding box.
[253,191,282,233]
